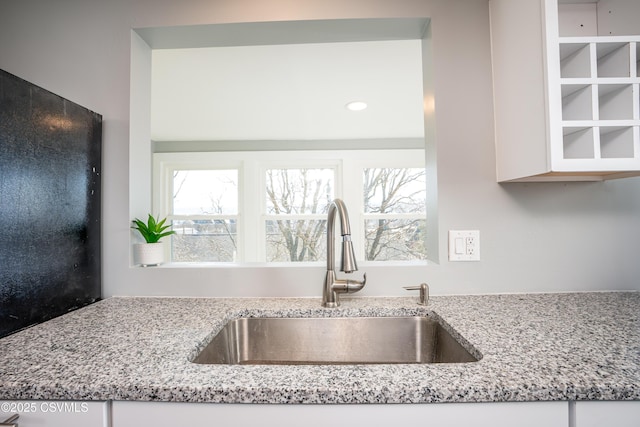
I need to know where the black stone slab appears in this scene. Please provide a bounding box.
[0,69,102,338]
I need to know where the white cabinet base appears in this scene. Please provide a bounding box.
[0,401,108,427]
[573,401,640,427]
[112,401,567,427]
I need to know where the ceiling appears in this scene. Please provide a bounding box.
[150,39,425,142]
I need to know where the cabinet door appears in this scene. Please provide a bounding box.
[112,401,567,427]
[574,401,640,427]
[0,401,107,427]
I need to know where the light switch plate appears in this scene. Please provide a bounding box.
[448,230,480,261]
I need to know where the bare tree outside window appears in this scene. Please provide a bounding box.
[363,168,427,261]
[265,168,334,262]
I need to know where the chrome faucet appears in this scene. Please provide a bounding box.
[322,199,366,307]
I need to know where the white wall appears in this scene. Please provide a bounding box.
[1,0,639,298]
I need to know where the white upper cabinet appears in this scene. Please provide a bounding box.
[490,0,640,182]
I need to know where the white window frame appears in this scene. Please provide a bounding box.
[258,157,342,263]
[354,158,428,264]
[153,149,425,265]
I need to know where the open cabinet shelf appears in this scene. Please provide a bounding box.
[558,36,639,167]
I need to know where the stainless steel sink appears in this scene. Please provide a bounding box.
[192,316,479,365]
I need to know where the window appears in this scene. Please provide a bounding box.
[154,150,426,264]
[265,167,335,262]
[363,167,426,261]
[171,169,238,262]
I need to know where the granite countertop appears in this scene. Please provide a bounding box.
[0,292,638,404]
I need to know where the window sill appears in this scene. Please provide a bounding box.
[133,260,429,269]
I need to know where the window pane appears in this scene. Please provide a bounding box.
[365,218,426,261]
[173,170,238,215]
[363,168,426,213]
[265,219,327,262]
[172,219,237,262]
[266,168,334,214]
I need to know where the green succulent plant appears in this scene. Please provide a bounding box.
[131,214,176,244]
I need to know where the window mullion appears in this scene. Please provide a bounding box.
[243,159,260,262]
[340,157,365,260]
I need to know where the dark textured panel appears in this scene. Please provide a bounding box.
[0,69,102,338]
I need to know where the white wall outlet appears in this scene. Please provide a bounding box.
[448,230,480,261]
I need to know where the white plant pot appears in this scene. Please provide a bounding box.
[133,242,165,267]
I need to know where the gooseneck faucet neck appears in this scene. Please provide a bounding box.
[322,199,366,308]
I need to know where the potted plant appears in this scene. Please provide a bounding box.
[131,214,176,266]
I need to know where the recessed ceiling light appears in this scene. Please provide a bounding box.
[345,101,368,111]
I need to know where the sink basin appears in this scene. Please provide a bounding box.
[192,316,479,365]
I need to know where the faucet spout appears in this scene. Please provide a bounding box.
[322,199,367,307]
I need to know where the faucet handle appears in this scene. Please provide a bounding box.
[403,283,429,306]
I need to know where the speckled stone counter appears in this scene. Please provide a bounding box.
[0,292,638,403]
